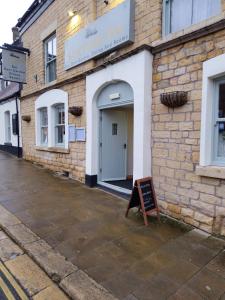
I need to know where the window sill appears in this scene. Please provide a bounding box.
[44,79,57,88]
[196,165,225,179]
[36,146,69,154]
[152,12,225,54]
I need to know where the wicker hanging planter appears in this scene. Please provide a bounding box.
[69,106,83,117]
[160,91,188,108]
[22,115,31,122]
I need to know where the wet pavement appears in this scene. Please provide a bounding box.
[0,151,225,300]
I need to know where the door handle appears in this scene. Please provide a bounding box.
[124,144,127,149]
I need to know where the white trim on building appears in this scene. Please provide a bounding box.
[0,99,22,148]
[200,53,225,167]
[35,89,69,149]
[86,50,153,183]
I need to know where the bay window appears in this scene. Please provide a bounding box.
[163,0,221,35]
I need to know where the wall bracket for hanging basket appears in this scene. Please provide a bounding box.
[22,115,31,122]
[160,91,188,108]
[69,106,83,117]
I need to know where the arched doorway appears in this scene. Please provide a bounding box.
[85,50,153,193]
[97,81,134,193]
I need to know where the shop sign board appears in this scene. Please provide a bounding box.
[2,49,26,83]
[64,0,134,70]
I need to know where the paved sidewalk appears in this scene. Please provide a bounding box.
[0,229,69,299]
[0,151,225,300]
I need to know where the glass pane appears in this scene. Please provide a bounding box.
[46,37,56,62]
[193,0,220,24]
[217,122,225,158]
[56,125,65,144]
[40,108,48,126]
[47,60,56,82]
[112,123,118,135]
[55,105,65,125]
[171,0,192,33]
[41,127,48,144]
[219,83,225,118]
[53,37,56,56]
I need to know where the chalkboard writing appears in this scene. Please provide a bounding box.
[125,177,160,226]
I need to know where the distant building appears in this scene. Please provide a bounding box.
[0,81,22,157]
[15,0,225,236]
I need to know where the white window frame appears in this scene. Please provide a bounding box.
[212,78,225,165]
[39,107,48,146]
[200,53,225,167]
[163,0,221,36]
[4,111,11,143]
[54,104,65,147]
[35,89,68,149]
[44,33,57,83]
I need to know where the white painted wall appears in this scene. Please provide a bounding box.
[127,108,133,176]
[0,98,22,147]
[86,50,153,182]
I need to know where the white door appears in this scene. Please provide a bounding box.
[100,110,127,181]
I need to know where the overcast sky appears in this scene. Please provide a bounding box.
[0,0,34,46]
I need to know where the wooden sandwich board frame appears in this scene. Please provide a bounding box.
[125,177,160,226]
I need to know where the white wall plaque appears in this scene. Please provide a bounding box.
[2,49,26,83]
[64,0,134,70]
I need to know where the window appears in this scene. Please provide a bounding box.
[44,34,56,83]
[54,104,65,146]
[213,79,225,164]
[35,89,68,149]
[163,0,221,35]
[4,111,11,143]
[39,108,48,145]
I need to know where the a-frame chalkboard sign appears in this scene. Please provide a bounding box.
[125,177,160,226]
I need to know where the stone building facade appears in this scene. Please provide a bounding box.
[17,0,225,236]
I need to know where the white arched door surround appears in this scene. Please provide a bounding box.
[85,50,153,187]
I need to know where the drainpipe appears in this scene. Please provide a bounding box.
[15,95,20,158]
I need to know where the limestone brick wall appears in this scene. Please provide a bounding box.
[21,0,162,98]
[152,30,225,236]
[21,79,86,182]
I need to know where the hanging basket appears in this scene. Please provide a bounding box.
[160,91,188,108]
[69,106,83,117]
[22,115,31,122]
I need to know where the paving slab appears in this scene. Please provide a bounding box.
[168,286,204,300]
[5,223,40,246]
[33,285,69,300]
[25,239,77,282]
[5,254,52,297]
[60,270,118,300]
[206,249,225,278]
[0,238,23,261]
[0,205,21,227]
[0,151,225,300]
[0,230,8,240]
[186,267,225,299]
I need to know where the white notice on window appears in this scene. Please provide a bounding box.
[69,125,76,142]
[76,128,86,142]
